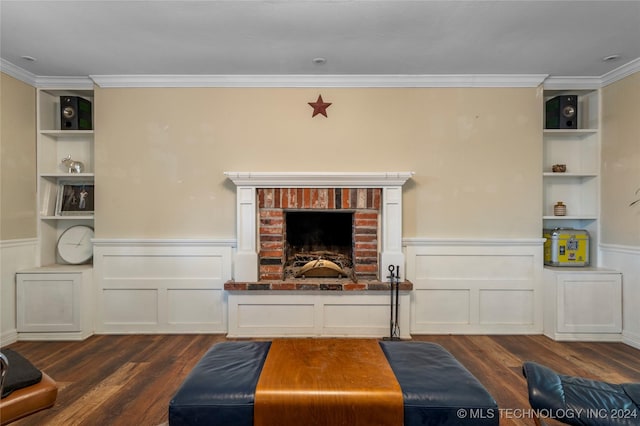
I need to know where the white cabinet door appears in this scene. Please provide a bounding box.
[17,272,82,332]
[556,272,622,333]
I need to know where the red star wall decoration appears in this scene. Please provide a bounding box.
[308,95,332,117]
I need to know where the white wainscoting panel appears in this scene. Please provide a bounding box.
[405,238,544,334]
[227,291,411,338]
[93,240,233,334]
[479,289,535,325]
[600,244,640,349]
[1,239,38,345]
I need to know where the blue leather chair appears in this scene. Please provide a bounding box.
[522,361,640,426]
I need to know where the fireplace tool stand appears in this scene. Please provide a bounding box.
[383,264,401,341]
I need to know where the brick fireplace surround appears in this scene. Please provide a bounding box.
[224,172,414,291]
[258,187,381,281]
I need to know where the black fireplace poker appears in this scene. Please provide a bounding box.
[383,264,401,341]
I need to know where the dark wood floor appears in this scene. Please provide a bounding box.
[5,334,640,426]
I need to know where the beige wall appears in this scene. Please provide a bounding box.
[601,72,640,246]
[0,73,37,240]
[95,86,543,239]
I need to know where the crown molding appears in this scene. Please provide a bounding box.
[0,59,38,86]
[601,57,640,87]
[543,76,603,90]
[543,58,640,90]
[34,76,94,90]
[90,74,548,88]
[3,57,638,89]
[1,60,93,88]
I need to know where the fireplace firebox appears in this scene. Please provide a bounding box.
[284,211,354,280]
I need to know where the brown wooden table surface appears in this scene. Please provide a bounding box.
[254,338,404,426]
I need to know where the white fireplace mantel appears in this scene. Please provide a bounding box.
[224,171,414,188]
[224,171,414,282]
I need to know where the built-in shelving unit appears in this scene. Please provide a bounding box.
[541,86,622,342]
[36,88,95,266]
[16,86,95,340]
[542,88,600,265]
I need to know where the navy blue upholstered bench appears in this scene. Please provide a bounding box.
[169,340,498,426]
[380,341,498,426]
[169,341,271,426]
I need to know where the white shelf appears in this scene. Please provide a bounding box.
[543,129,598,135]
[40,130,94,138]
[543,215,598,221]
[543,172,598,178]
[41,215,94,220]
[40,173,95,178]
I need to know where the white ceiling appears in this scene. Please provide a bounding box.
[1,0,639,80]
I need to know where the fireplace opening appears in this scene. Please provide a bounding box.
[284,211,354,280]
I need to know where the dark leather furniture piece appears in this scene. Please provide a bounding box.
[380,341,499,426]
[0,349,58,425]
[169,340,499,426]
[523,361,640,426]
[169,341,271,426]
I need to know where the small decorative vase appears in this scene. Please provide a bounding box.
[554,201,567,216]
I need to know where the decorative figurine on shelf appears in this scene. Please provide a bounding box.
[554,201,567,216]
[60,155,84,173]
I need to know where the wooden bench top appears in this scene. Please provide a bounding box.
[254,338,403,426]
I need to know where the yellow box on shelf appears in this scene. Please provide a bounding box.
[544,228,590,267]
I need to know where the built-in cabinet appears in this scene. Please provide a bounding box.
[17,265,94,340]
[543,267,622,341]
[16,87,95,340]
[542,86,622,342]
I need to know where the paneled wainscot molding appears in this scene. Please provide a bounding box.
[92,239,233,334]
[405,238,545,335]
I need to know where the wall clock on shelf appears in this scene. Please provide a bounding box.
[57,225,94,264]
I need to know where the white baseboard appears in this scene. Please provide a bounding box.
[1,329,18,346]
[623,330,640,350]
